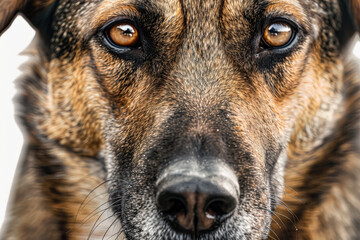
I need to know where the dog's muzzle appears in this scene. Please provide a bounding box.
[156,157,239,234]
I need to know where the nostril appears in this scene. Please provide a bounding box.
[159,195,187,216]
[156,172,239,233]
[156,159,240,233]
[205,197,237,220]
[157,191,196,231]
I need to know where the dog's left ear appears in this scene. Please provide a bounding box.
[0,0,58,43]
[339,0,360,49]
[0,0,26,35]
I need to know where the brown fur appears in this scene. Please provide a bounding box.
[1,0,360,239]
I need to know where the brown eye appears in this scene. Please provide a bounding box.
[109,23,139,47]
[263,22,293,48]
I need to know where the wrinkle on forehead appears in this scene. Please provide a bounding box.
[222,0,256,16]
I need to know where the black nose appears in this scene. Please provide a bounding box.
[156,178,238,233]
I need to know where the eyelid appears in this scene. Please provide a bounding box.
[261,16,297,32]
[97,18,145,59]
[84,6,140,43]
[100,17,139,34]
[108,23,139,47]
[100,17,141,47]
[255,16,303,55]
[263,22,294,48]
[260,14,306,38]
[92,6,140,31]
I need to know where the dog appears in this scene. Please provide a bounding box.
[1,0,360,239]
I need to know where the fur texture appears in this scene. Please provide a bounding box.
[0,0,360,239]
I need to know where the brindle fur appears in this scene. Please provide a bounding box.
[0,0,360,239]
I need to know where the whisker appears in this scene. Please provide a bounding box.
[75,180,111,222]
[87,199,123,239]
[269,228,280,240]
[80,200,113,225]
[116,229,125,240]
[260,208,283,230]
[277,199,299,222]
[283,192,302,202]
[272,207,298,231]
[107,227,125,240]
[284,185,298,194]
[271,211,286,229]
[102,217,120,240]
[87,206,112,240]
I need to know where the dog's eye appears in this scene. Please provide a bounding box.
[108,23,139,47]
[263,22,293,48]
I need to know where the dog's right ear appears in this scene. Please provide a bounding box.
[0,0,58,43]
[348,0,360,31]
[339,0,360,49]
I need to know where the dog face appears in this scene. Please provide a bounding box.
[1,0,359,239]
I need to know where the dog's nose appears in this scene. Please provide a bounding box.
[156,158,239,233]
[156,179,237,232]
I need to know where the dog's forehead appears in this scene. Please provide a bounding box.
[51,0,338,57]
[54,0,328,33]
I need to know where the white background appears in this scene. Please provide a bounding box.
[0,16,360,227]
[0,17,34,228]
